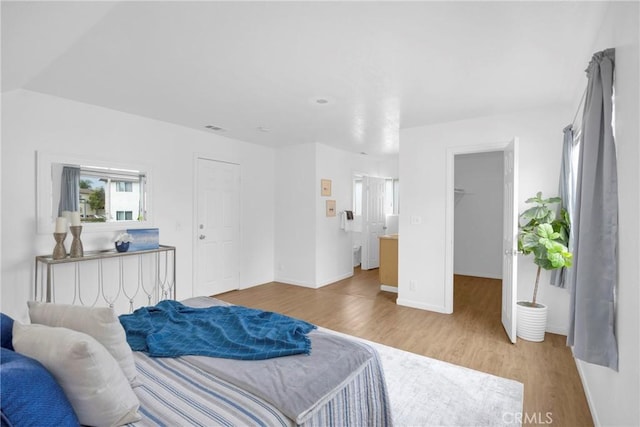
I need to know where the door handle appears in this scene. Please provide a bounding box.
[199,235,206,240]
[504,249,522,255]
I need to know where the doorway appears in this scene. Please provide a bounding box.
[193,157,240,297]
[453,152,504,279]
[360,176,386,270]
[445,139,519,343]
[353,174,399,271]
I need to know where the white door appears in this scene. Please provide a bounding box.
[194,159,240,296]
[501,138,519,343]
[361,176,386,270]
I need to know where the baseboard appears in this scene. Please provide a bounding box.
[274,276,316,288]
[238,282,261,291]
[239,278,277,290]
[380,285,398,293]
[275,271,354,289]
[396,298,450,314]
[453,270,502,280]
[573,352,600,426]
[545,322,568,336]
[315,271,354,288]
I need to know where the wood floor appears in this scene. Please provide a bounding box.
[217,269,593,427]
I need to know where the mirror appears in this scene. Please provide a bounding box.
[37,152,153,233]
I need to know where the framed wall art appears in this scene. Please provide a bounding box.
[326,200,336,217]
[321,179,332,196]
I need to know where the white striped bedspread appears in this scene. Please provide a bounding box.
[128,347,392,427]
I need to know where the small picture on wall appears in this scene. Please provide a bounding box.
[326,200,336,217]
[321,179,332,196]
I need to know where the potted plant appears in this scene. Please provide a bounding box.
[115,233,134,253]
[517,192,572,342]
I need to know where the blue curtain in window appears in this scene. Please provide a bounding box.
[567,48,618,370]
[58,166,80,216]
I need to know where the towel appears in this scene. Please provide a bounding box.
[340,212,352,232]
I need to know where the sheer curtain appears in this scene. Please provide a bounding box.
[567,48,618,370]
[58,166,80,216]
[550,125,577,289]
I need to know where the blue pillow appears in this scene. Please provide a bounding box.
[0,348,79,427]
[0,313,14,350]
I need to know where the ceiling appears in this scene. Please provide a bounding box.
[2,1,610,157]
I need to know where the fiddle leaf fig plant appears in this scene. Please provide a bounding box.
[518,192,572,307]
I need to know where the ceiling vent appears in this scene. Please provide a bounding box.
[204,125,225,131]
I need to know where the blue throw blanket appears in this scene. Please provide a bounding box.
[119,300,316,360]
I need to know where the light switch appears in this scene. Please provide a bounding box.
[410,215,422,225]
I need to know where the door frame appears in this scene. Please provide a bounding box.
[444,140,517,314]
[192,154,241,298]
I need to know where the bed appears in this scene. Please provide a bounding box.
[1,296,393,427]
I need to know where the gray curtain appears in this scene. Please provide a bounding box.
[58,166,80,216]
[567,48,618,370]
[550,125,576,288]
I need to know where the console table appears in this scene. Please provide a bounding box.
[34,245,176,310]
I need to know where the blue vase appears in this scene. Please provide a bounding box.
[115,242,129,252]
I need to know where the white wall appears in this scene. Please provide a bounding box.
[574,3,640,426]
[273,144,317,287]
[1,89,275,321]
[274,143,398,288]
[454,152,503,279]
[399,104,573,332]
[315,144,356,286]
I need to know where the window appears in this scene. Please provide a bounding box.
[384,178,400,216]
[78,167,145,223]
[116,211,133,221]
[116,181,133,192]
[36,151,153,233]
[353,179,362,215]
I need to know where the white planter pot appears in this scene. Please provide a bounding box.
[516,302,548,342]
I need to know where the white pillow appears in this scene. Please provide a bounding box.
[12,323,141,427]
[28,301,139,387]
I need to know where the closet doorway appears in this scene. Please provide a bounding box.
[445,139,519,343]
[454,152,504,279]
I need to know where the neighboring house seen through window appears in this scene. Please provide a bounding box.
[78,167,145,222]
[116,181,133,192]
[116,211,133,221]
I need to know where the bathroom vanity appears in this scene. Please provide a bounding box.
[379,234,398,290]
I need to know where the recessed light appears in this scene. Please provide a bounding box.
[360,152,368,155]
[257,126,270,132]
[308,96,335,106]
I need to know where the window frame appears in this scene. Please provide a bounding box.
[36,151,153,234]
